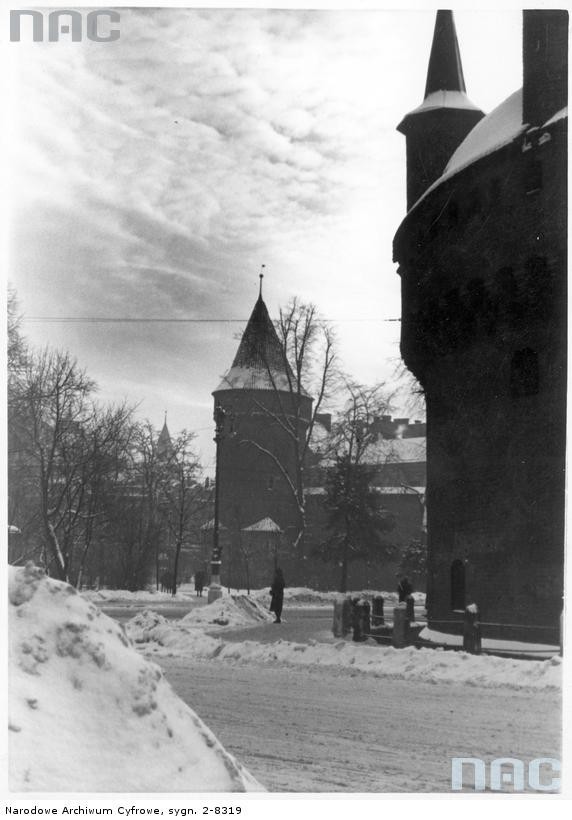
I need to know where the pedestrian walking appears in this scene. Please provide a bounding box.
[194,570,205,597]
[397,576,413,603]
[269,567,285,623]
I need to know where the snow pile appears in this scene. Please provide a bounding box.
[131,620,561,692]
[181,594,274,627]
[125,609,170,642]
[125,596,274,647]
[205,641,561,691]
[8,564,264,792]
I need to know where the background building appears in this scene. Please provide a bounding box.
[212,293,426,591]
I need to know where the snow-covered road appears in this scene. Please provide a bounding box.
[155,654,562,793]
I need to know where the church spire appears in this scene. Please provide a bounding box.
[424,10,466,97]
[157,414,173,460]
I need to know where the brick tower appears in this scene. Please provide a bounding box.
[212,285,313,589]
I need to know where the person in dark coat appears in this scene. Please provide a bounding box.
[194,570,205,597]
[397,576,413,603]
[269,567,285,623]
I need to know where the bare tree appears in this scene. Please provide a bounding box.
[9,345,133,584]
[159,431,203,595]
[392,359,426,419]
[317,382,398,591]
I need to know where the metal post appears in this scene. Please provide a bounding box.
[208,404,225,603]
[463,604,481,654]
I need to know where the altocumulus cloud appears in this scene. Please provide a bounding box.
[9,8,522,463]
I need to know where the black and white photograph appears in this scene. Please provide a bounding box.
[4,0,568,802]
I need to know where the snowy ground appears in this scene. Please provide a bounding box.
[8,565,263,792]
[124,601,561,692]
[119,589,562,791]
[82,583,426,608]
[157,655,562,792]
[8,573,564,794]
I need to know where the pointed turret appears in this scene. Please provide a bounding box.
[397,10,484,209]
[215,293,307,394]
[424,10,467,97]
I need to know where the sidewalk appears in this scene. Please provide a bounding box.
[218,607,337,645]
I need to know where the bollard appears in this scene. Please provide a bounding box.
[405,594,415,623]
[351,599,362,642]
[352,598,368,642]
[332,597,343,637]
[341,597,352,636]
[463,603,481,654]
[362,599,371,637]
[392,603,408,648]
[372,594,385,627]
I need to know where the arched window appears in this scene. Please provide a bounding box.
[451,559,465,611]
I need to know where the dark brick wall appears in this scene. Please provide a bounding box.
[523,10,568,127]
[394,116,566,640]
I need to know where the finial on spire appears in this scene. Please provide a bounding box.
[259,264,265,297]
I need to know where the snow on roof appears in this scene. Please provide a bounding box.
[444,88,525,177]
[405,89,482,117]
[242,516,282,533]
[306,485,424,496]
[8,563,263,791]
[407,91,567,216]
[364,436,426,464]
[543,105,568,127]
[372,486,425,495]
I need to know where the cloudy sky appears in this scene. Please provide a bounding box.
[7,3,523,470]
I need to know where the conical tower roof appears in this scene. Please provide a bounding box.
[231,295,286,373]
[424,10,466,97]
[215,295,309,395]
[398,10,483,132]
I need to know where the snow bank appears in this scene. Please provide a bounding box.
[181,595,274,627]
[130,619,561,693]
[9,564,264,792]
[250,587,425,607]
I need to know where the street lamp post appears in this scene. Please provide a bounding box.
[208,404,226,603]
